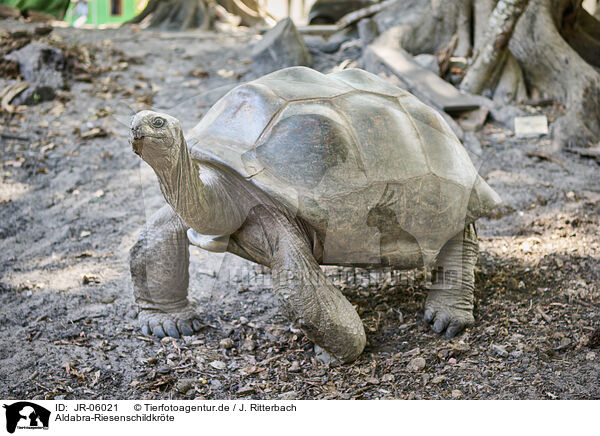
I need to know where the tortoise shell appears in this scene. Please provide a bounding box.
[188,67,501,267]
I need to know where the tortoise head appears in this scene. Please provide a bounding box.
[130,110,185,170]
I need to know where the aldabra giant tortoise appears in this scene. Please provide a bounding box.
[129,66,501,362]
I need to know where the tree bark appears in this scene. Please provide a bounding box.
[473,0,496,51]
[563,8,600,67]
[371,0,600,147]
[126,0,212,31]
[511,0,600,147]
[455,0,473,56]
[460,0,530,95]
[127,0,161,24]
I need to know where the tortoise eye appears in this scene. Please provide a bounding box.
[151,117,166,128]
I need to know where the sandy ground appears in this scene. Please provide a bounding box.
[0,20,598,400]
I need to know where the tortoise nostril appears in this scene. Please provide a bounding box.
[132,127,143,140]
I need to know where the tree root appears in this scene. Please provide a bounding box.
[511,0,600,147]
[372,0,600,147]
[564,9,600,67]
[127,0,211,31]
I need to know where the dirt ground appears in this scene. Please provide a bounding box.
[1,21,598,400]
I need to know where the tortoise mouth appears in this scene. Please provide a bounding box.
[131,137,143,156]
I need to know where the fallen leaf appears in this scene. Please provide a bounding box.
[209,360,226,370]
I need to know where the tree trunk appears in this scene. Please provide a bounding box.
[128,0,270,29]
[563,8,600,67]
[473,0,496,51]
[127,0,161,24]
[456,0,474,56]
[460,0,530,95]
[371,0,600,147]
[126,0,212,31]
[511,0,600,147]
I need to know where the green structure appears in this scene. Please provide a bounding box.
[64,0,145,26]
[1,0,70,18]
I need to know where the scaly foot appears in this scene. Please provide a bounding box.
[138,305,203,339]
[424,289,474,338]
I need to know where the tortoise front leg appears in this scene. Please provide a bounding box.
[272,239,367,362]
[129,204,202,338]
[424,223,478,337]
[231,205,366,362]
[269,217,366,362]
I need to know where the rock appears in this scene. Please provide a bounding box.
[585,352,596,361]
[451,389,462,398]
[242,338,256,351]
[6,42,65,105]
[554,337,571,351]
[252,18,311,76]
[237,384,255,395]
[321,27,354,53]
[407,357,426,371]
[510,350,523,359]
[219,338,234,349]
[278,390,298,400]
[157,365,171,375]
[175,379,193,394]
[448,341,471,354]
[456,106,489,132]
[381,373,394,382]
[314,344,335,364]
[357,18,379,46]
[431,375,446,384]
[288,361,301,372]
[413,54,440,76]
[490,344,508,357]
[303,35,326,50]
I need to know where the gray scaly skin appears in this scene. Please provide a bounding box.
[129,110,477,362]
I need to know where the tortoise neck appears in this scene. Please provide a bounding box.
[158,133,205,230]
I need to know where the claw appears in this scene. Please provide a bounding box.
[153,325,166,338]
[424,309,435,323]
[445,321,463,338]
[178,320,194,336]
[433,314,449,333]
[137,306,202,338]
[163,320,180,338]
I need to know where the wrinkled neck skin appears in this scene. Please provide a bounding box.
[152,132,206,233]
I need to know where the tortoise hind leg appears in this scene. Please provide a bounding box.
[130,204,202,338]
[424,223,478,338]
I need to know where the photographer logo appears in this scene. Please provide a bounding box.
[3,402,50,433]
